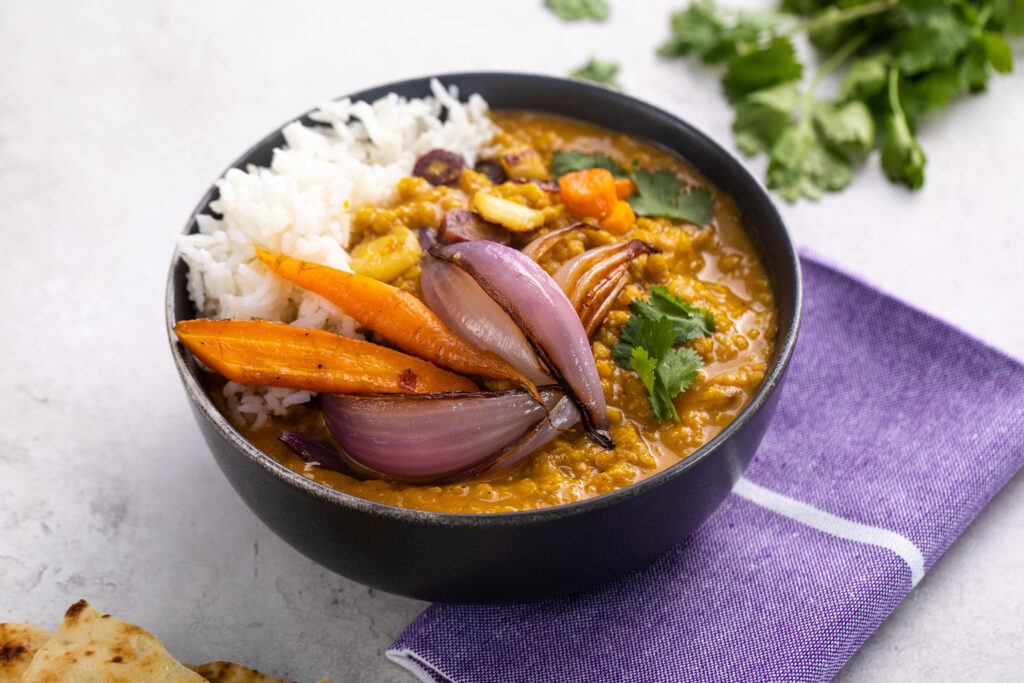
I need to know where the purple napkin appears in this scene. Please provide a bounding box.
[388,253,1024,683]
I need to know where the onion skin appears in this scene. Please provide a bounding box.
[520,223,600,262]
[279,430,358,476]
[553,240,657,338]
[473,395,581,478]
[429,240,613,449]
[421,256,552,385]
[322,388,563,483]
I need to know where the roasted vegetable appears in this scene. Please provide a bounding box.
[430,239,614,448]
[599,200,637,234]
[413,149,466,186]
[558,168,618,220]
[174,319,475,394]
[256,248,540,399]
[438,209,511,245]
[472,192,546,232]
[473,158,508,184]
[349,226,422,282]
[501,148,550,179]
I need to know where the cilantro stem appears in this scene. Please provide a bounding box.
[887,66,912,138]
[797,32,869,129]
[976,4,993,29]
[810,32,870,90]
[786,0,898,36]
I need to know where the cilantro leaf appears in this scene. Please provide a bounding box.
[629,347,658,395]
[722,37,803,103]
[813,100,875,155]
[613,314,676,369]
[957,40,992,92]
[839,54,889,102]
[766,120,853,201]
[544,0,609,22]
[981,31,1014,73]
[892,8,974,75]
[659,0,731,60]
[657,0,1019,199]
[630,285,716,343]
[551,150,627,179]
[659,0,788,64]
[880,117,926,189]
[732,82,801,156]
[628,164,715,225]
[656,347,703,415]
[994,0,1024,35]
[569,58,622,89]
[613,288,713,421]
[904,65,963,114]
[631,346,702,422]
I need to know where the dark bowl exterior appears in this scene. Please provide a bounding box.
[167,73,801,604]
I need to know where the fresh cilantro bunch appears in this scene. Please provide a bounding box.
[660,0,1023,199]
[550,151,717,225]
[612,287,716,421]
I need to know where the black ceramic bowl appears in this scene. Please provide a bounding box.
[167,73,801,604]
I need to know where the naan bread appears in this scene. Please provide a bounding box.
[191,661,296,683]
[0,622,50,681]
[18,600,205,682]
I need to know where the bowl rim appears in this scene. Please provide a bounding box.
[166,71,802,528]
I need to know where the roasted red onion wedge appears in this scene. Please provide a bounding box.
[279,430,359,477]
[322,388,563,483]
[554,240,657,338]
[438,209,511,246]
[520,222,602,262]
[471,394,581,478]
[429,240,613,448]
[421,256,552,385]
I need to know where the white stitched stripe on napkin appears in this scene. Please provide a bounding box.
[733,477,926,586]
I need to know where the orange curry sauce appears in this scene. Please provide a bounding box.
[212,111,777,513]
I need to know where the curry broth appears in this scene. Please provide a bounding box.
[215,111,777,513]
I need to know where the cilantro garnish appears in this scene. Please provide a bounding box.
[880,67,926,189]
[569,58,622,89]
[658,0,1022,199]
[628,162,716,225]
[551,150,627,179]
[545,0,609,22]
[612,287,714,422]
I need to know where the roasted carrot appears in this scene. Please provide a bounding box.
[255,248,541,401]
[175,319,476,394]
[614,177,636,200]
[558,168,617,220]
[599,200,636,235]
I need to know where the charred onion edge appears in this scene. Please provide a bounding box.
[279,429,363,478]
[558,240,659,338]
[323,387,564,484]
[428,244,614,450]
[520,222,603,262]
[421,254,553,386]
[442,393,581,482]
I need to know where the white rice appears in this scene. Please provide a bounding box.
[178,79,497,426]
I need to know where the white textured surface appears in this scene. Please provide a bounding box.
[1,1,1021,681]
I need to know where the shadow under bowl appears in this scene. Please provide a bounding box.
[166,72,802,604]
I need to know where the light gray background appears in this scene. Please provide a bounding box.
[1,1,1021,681]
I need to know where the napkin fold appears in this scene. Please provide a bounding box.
[388,253,1024,683]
